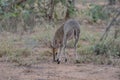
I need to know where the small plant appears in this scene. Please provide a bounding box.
[80,4,110,23]
[94,37,120,58]
[88,4,109,22]
[94,41,109,55]
[78,45,94,55]
[109,39,120,58]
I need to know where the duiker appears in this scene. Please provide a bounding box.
[51,19,80,64]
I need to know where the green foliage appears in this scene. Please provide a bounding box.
[68,4,76,16]
[109,39,120,58]
[78,45,94,55]
[87,4,109,22]
[0,0,76,32]
[0,0,37,32]
[94,41,110,55]
[94,38,120,58]
[60,0,67,6]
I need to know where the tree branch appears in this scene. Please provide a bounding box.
[100,9,120,41]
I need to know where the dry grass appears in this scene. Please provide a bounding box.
[0,22,57,66]
[0,0,120,66]
[0,23,120,66]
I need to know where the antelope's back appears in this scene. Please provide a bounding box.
[64,19,80,39]
[64,19,80,32]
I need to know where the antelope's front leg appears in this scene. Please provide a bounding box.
[56,47,62,64]
[57,37,67,64]
[52,48,57,62]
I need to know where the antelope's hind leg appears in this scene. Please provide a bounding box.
[74,33,80,63]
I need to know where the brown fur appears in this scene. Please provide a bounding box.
[51,19,80,63]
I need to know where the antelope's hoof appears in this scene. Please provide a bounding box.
[57,59,60,64]
[57,61,60,64]
[65,58,67,62]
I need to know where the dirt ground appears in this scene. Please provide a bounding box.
[0,1,120,80]
[0,57,120,80]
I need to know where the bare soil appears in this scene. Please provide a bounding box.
[0,52,120,80]
[0,1,120,80]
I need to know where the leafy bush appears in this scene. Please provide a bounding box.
[94,41,109,55]
[94,38,120,58]
[86,4,109,22]
[109,39,120,58]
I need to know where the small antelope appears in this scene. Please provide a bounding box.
[51,19,80,64]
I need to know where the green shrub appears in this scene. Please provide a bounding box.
[94,41,109,55]
[78,45,94,55]
[94,38,120,58]
[80,4,110,23]
[109,39,120,58]
[88,4,109,22]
